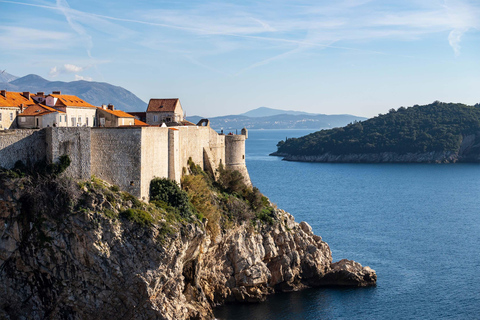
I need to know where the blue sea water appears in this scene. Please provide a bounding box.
[214,129,480,320]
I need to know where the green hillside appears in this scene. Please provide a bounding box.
[275,102,480,156]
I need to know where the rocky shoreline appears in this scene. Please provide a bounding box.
[270,150,464,163]
[0,176,376,319]
[271,134,480,163]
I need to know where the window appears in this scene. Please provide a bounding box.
[78,116,82,126]
[86,117,89,126]
[10,113,13,121]
[166,117,172,122]
[71,117,76,127]
[21,117,26,123]
[93,116,96,126]
[65,115,67,122]
[153,115,158,122]
[0,113,2,121]
[100,118,105,126]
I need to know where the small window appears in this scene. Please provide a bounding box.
[10,113,13,121]
[86,117,89,126]
[21,117,26,123]
[153,115,158,122]
[78,116,82,126]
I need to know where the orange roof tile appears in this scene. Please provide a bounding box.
[0,91,35,108]
[133,119,149,126]
[98,107,134,118]
[147,99,180,112]
[20,104,63,116]
[50,94,95,108]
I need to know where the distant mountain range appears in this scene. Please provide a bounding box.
[187,108,366,130]
[0,73,147,111]
[1,72,365,129]
[0,71,18,83]
[240,106,316,117]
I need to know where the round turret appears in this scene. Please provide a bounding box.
[241,127,248,139]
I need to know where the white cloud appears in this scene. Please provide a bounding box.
[50,64,87,77]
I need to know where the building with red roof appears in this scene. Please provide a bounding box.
[146,98,184,125]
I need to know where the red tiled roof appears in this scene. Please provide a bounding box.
[0,91,34,108]
[50,94,95,108]
[20,104,64,116]
[147,99,180,112]
[97,107,134,118]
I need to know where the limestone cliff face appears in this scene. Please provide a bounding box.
[272,134,480,163]
[0,176,375,320]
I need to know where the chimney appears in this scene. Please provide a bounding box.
[52,91,61,95]
[36,92,44,96]
[101,104,107,110]
[20,104,24,113]
[0,90,5,97]
[107,104,114,111]
[22,92,30,100]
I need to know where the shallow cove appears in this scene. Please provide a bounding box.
[214,129,480,320]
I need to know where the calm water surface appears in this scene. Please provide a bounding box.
[214,129,480,320]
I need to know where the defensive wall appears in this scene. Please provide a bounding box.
[0,125,249,199]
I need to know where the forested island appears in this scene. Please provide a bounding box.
[271,101,480,163]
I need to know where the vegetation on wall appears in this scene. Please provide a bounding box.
[276,102,480,156]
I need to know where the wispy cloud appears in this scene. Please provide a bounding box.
[56,0,93,57]
[0,26,74,50]
[1,0,479,65]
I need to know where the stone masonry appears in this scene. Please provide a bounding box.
[0,125,249,199]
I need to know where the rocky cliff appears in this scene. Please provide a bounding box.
[0,171,375,319]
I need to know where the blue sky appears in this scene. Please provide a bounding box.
[1,0,479,117]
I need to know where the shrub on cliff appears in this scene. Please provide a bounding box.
[182,173,220,237]
[149,178,192,217]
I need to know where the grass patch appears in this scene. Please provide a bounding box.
[120,208,154,227]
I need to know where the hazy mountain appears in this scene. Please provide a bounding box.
[240,107,316,117]
[0,74,147,111]
[187,112,366,130]
[0,71,18,83]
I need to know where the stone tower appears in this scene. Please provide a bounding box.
[224,129,251,186]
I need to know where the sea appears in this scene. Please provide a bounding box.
[214,129,480,320]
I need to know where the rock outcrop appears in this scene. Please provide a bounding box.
[0,176,375,319]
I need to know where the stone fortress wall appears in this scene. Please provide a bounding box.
[0,125,249,199]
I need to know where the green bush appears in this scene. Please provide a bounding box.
[150,178,192,217]
[217,164,247,195]
[120,208,154,227]
[256,206,275,225]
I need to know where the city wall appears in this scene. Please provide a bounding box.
[0,125,249,199]
[0,129,46,169]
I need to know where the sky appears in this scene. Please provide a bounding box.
[0,0,479,117]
